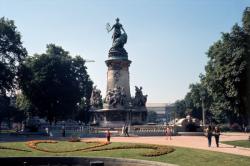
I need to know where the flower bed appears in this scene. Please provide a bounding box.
[26,140,110,153]
[89,144,175,157]
[25,140,174,157]
[0,145,31,152]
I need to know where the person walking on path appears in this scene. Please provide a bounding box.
[166,126,172,140]
[213,126,221,147]
[121,125,125,136]
[124,124,129,137]
[106,129,111,142]
[206,125,213,147]
[62,125,66,137]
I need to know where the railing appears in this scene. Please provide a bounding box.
[43,125,168,137]
[129,125,167,136]
[5,124,171,137]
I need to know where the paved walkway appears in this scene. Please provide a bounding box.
[83,133,250,157]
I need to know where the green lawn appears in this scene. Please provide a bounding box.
[222,140,250,148]
[0,130,16,133]
[0,141,250,166]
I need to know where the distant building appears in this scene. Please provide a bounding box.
[146,103,168,123]
[165,104,175,124]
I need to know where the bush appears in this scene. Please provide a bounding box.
[68,136,81,142]
[219,124,231,132]
[230,123,242,131]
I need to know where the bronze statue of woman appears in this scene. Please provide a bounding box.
[107,18,126,43]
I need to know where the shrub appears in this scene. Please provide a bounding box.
[230,123,242,131]
[68,136,81,142]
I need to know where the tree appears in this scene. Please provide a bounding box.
[172,8,250,125]
[0,95,9,129]
[0,17,27,128]
[0,17,27,95]
[15,93,34,117]
[204,24,248,124]
[173,83,210,120]
[18,44,93,124]
[173,100,186,118]
[185,83,203,119]
[242,7,250,124]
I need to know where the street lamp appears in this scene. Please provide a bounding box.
[200,89,206,127]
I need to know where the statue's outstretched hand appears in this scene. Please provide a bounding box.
[106,23,111,33]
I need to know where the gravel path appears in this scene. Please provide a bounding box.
[83,133,250,157]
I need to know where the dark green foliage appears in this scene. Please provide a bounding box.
[0,17,27,95]
[0,95,10,124]
[18,44,93,123]
[204,24,248,124]
[173,100,186,118]
[0,17,27,126]
[174,8,250,125]
[15,93,34,118]
[243,7,250,34]
[185,83,203,119]
[242,7,250,124]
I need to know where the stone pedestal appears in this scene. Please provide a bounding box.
[90,54,147,127]
[90,108,147,128]
[105,57,131,99]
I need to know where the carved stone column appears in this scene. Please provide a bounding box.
[105,57,132,100]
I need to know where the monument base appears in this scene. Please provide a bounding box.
[90,108,147,128]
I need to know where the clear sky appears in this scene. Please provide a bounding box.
[0,0,249,103]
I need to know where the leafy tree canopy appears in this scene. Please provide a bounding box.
[0,17,27,95]
[18,44,93,123]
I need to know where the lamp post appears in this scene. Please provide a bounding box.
[200,89,206,127]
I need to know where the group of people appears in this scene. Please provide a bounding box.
[205,125,221,147]
[108,125,222,143]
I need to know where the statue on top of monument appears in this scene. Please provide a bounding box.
[106,18,128,57]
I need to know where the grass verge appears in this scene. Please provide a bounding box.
[0,141,249,166]
[222,140,250,148]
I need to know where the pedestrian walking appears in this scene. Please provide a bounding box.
[206,125,213,147]
[124,124,129,137]
[213,126,221,147]
[106,129,111,142]
[62,125,66,137]
[121,124,125,136]
[166,126,172,140]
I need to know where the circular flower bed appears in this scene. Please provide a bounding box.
[25,140,175,157]
[89,144,175,157]
[0,145,31,152]
[26,140,110,153]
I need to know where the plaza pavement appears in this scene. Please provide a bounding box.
[83,132,250,157]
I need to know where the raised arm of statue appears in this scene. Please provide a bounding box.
[109,25,114,33]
